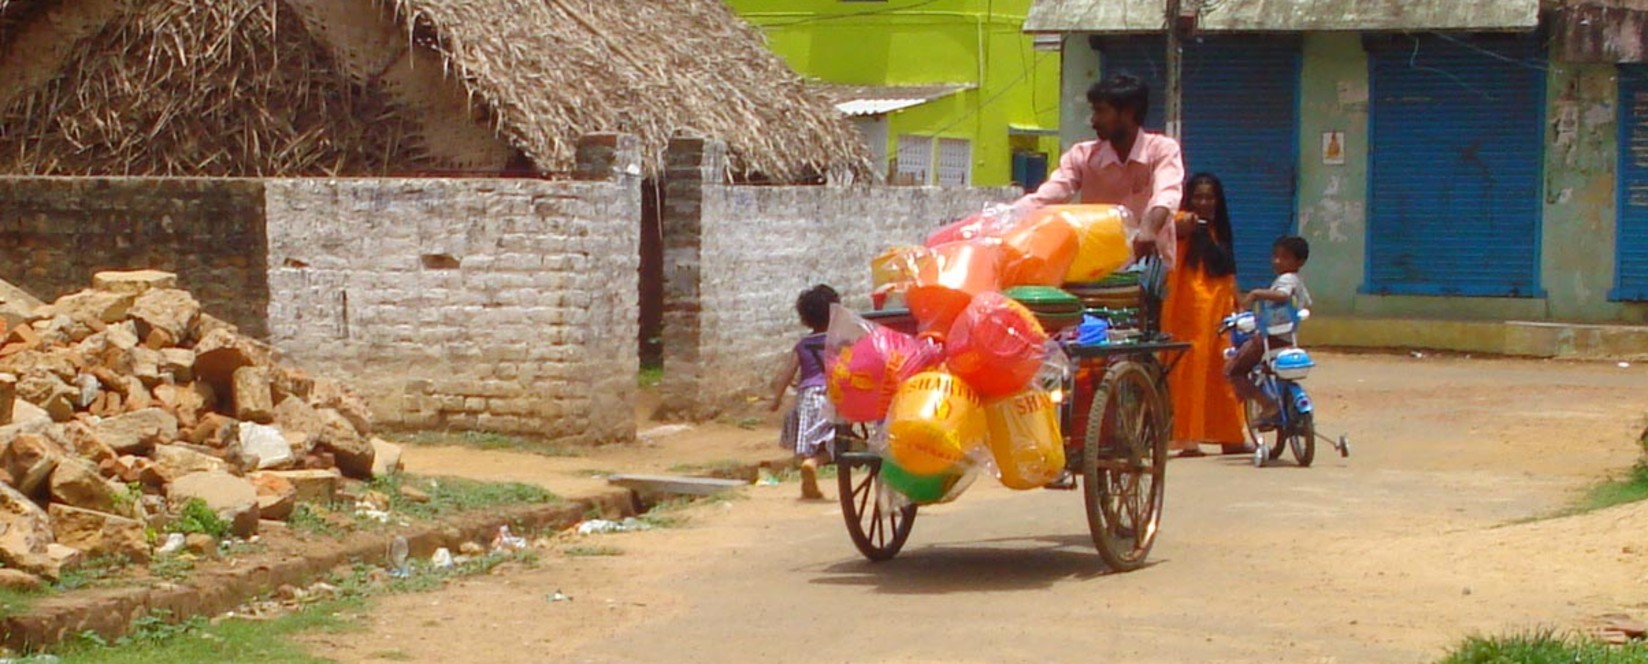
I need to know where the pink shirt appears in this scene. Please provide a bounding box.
[1019,132,1186,265]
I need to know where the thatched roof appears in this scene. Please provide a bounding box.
[0,0,871,181]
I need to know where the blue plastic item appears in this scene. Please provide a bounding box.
[1270,348,1315,380]
[1077,313,1110,346]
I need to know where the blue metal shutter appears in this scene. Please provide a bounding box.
[1101,36,1302,290]
[1616,66,1648,301]
[1366,35,1545,297]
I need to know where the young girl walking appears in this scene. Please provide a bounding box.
[770,285,840,500]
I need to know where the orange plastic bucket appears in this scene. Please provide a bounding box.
[886,370,988,476]
[1000,214,1079,287]
[1020,205,1132,283]
[984,388,1066,490]
[905,239,1002,337]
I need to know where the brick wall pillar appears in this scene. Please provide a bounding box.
[657,137,727,420]
[575,133,642,182]
[575,133,644,444]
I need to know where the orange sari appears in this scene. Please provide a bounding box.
[1162,238,1247,449]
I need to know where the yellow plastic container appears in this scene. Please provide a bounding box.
[984,388,1066,490]
[871,245,928,290]
[886,371,988,476]
[1022,205,1133,283]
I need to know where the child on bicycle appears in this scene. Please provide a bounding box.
[1224,236,1313,429]
[770,284,840,500]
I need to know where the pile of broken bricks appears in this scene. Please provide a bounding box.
[0,270,403,586]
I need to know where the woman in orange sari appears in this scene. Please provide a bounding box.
[1164,173,1248,457]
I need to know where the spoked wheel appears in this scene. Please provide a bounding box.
[1082,360,1169,572]
[1287,411,1317,467]
[835,425,916,562]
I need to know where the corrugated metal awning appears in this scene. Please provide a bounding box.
[810,83,974,117]
[1024,0,1541,33]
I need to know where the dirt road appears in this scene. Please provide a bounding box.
[305,354,1647,663]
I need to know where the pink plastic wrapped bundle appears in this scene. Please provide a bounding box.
[945,292,1049,400]
[905,239,1003,337]
[824,307,943,423]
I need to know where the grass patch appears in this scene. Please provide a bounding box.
[573,468,617,478]
[667,459,749,477]
[638,365,664,389]
[148,556,195,583]
[1440,629,1648,663]
[394,431,585,457]
[287,504,347,539]
[53,550,537,663]
[369,474,561,520]
[54,555,129,592]
[56,599,364,664]
[0,587,44,618]
[563,545,624,557]
[1579,461,1648,514]
[170,499,231,539]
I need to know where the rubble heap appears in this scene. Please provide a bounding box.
[0,271,403,582]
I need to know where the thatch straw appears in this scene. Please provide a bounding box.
[385,0,873,181]
[0,0,436,177]
[0,0,873,181]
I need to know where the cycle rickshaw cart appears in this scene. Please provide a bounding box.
[833,270,1190,572]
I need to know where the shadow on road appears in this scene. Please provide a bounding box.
[807,534,1158,594]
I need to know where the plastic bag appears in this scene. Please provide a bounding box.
[983,388,1066,490]
[923,202,1025,248]
[885,370,988,475]
[945,292,1049,400]
[1017,205,1134,283]
[1000,212,1079,287]
[871,245,928,290]
[824,306,943,423]
[905,239,1003,337]
[879,453,977,505]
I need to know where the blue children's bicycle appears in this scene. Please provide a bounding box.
[1218,304,1350,468]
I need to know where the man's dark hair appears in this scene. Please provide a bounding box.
[1274,236,1311,264]
[797,284,840,331]
[1086,74,1151,124]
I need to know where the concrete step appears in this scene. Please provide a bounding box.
[1301,316,1648,360]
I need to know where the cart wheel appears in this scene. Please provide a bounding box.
[834,426,915,562]
[1288,412,1316,468]
[1082,360,1168,572]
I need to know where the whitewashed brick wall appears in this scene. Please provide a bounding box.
[659,137,1016,418]
[262,138,641,443]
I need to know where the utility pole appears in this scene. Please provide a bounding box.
[1164,0,1183,141]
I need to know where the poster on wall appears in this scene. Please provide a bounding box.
[1322,131,1346,166]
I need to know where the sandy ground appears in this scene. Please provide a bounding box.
[302,353,1648,663]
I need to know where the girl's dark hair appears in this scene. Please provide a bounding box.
[1181,172,1238,279]
[796,284,840,332]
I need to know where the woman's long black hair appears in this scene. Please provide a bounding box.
[1181,172,1238,279]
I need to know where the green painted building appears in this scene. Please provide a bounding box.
[728,0,1062,188]
[1028,0,1648,354]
